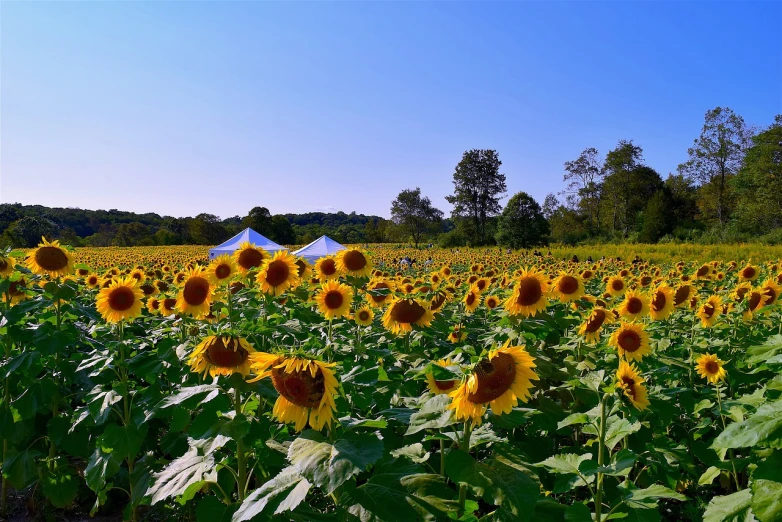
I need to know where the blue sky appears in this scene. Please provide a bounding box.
[2,1,780,219]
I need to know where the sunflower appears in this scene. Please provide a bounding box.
[578,307,612,344]
[504,268,549,317]
[161,297,178,317]
[760,279,782,306]
[188,335,256,378]
[256,250,301,296]
[485,295,500,310]
[314,257,340,281]
[0,256,15,277]
[315,281,353,319]
[609,322,651,361]
[448,325,467,344]
[146,296,161,315]
[96,276,144,323]
[697,296,722,328]
[732,282,752,303]
[738,264,759,282]
[3,278,27,305]
[353,306,375,326]
[430,291,448,312]
[463,288,481,314]
[649,284,675,321]
[365,280,393,308]
[426,359,459,395]
[85,274,100,288]
[233,242,268,275]
[551,273,585,302]
[674,284,696,308]
[616,361,650,410]
[448,341,538,425]
[695,353,727,384]
[25,238,74,277]
[606,276,627,297]
[206,255,237,286]
[335,249,373,278]
[295,258,312,279]
[129,268,145,284]
[175,267,214,317]
[616,289,648,321]
[250,354,338,431]
[382,296,434,336]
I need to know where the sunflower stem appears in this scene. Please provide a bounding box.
[234,388,247,502]
[457,421,472,518]
[440,438,445,476]
[595,393,608,522]
[715,383,740,492]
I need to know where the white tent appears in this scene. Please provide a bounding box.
[292,235,346,264]
[208,228,286,259]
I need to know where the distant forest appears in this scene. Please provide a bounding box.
[0,204,397,248]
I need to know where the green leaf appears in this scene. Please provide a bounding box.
[85,448,120,492]
[390,443,429,464]
[232,466,311,521]
[154,384,221,412]
[746,335,782,364]
[712,399,782,450]
[341,459,457,522]
[617,483,686,509]
[97,423,147,461]
[2,449,40,489]
[446,450,539,521]
[147,446,217,504]
[41,466,80,508]
[86,386,123,425]
[535,453,593,476]
[580,449,636,477]
[287,430,383,494]
[751,451,782,522]
[564,503,591,522]
[698,466,722,486]
[196,495,238,522]
[702,489,753,522]
[405,394,456,435]
[604,417,642,451]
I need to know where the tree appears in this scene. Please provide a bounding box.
[678,107,750,225]
[495,192,549,248]
[4,216,58,247]
[242,207,273,236]
[190,213,226,245]
[563,148,603,231]
[549,206,589,245]
[113,222,151,246]
[639,190,674,243]
[445,149,507,245]
[732,115,782,233]
[390,188,443,247]
[542,193,560,221]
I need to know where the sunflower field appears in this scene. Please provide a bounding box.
[1,240,782,522]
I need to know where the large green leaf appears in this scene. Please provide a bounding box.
[446,450,539,521]
[147,446,217,504]
[405,394,456,435]
[535,453,593,476]
[85,448,121,493]
[746,335,782,365]
[196,495,238,522]
[287,430,383,494]
[1,448,40,489]
[340,459,457,522]
[153,384,221,413]
[232,466,311,521]
[702,489,753,522]
[616,482,686,510]
[86,385,123,425]
[751,451,782,522]
[97,423,147,461]
[712,399,782,451]
[41,466,80,508]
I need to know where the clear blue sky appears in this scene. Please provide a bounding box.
[2,1,780,220]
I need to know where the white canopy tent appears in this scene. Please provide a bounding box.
[208,228,286,259]
[292,235,346,264]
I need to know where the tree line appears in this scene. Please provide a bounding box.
[390,107,782,248]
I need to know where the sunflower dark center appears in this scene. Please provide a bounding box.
[88,276,98,285]
[558,276,579,295]
[343,251,367,272]
[583,270,593,279]
[618,330,641,352]
[742,267,756,279]
[0,259,8,271]
[324,290,344,309]
[748,292,763,311]
[238,248,264,270]
[466,293,476,306]
[157,281,169,292]
[434,379,455,391]
[390,300,426,324]
[516,277,542,306]
[108,286,136,311]
[183,277,210,306]
[703,303,715,318]
[230,281,245,294]
[9,278,25,297]
[140,283,155,295]
[627,297,643,314]
[586,310,606,332]
[621,377,637,399]
[468,352,516,404]
[705,361,719,374]
[320,259,337,276]
[736,287,749,300]
[163,298,177,310]
[149,299,160,310]
[295,259,307,276]
[271,367,325,408]
[35,246,68,272]
[205,338,249,368]
[78,268,89,276]
[697,266,709,277]
[611,279,624,291]
[431,293,446,310]
[215,264,231,279]
[640,276,652,286]
[762,286,777,303]
[674,286,690,305]
[265,260,290,287]
[486,297,498,308]
[358,310,370,321]
[651,291,666,311]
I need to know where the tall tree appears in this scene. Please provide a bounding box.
[495,192,549,248]
[446,149,507,245]
[542,193,560,220]
[678,107,750,225]
[242,206,273,236]
[563,147,603,231]
[732,115,782,233]
[390,188,443,247]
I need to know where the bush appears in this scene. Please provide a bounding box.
[438,229,467,248]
